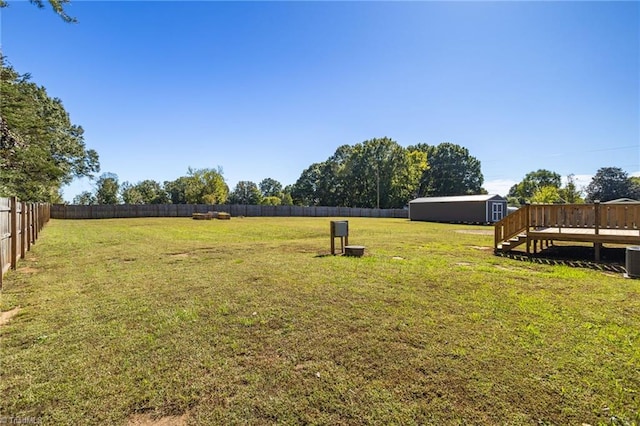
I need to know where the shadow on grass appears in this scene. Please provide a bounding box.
[498,245,629,274]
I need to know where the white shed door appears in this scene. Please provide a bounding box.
[491,203,504,222]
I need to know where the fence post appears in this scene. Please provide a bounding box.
[25,204,31,250]
[31,204,36,243]
[20,202,27,259]
[10,197,18,270]
[34,204,40,241]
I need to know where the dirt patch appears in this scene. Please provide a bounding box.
[0,307,20,326]
[455,230,493,236]
[169,253,189,258]
[127,414,187,426]
[18,267,38,274]
[494,265,514,271]
[498,246,628,273]
[470,246,493,251]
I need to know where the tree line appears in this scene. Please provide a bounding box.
[75,164,640,208]
[289,139,484,208]
[508,168,640,205]
[73,169,294,207]
[70,139,485,208]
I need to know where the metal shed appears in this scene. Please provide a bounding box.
[408,194,507,223]
[603,198,638,204]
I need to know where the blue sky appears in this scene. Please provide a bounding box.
[1,1,639,201]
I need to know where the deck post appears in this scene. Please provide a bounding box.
[525,204,531,255]
[594,201,601,261]
[593,200,602,262]
[594,201,600,235]
[559,205,563,234]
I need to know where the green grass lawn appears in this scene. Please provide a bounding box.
[1,217,638,425]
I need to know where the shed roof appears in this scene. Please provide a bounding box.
[603,198,639,204]
[409,194,506,204]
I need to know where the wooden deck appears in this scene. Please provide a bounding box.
[530,227,640,243]
[494,203,640,261]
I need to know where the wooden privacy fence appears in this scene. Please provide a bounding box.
[0,197,50,289]
[51,204,409,219]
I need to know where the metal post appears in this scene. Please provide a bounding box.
[330,221,336,255]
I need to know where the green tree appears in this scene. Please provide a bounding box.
[0,115,23,197]
[531,186,562,204]
[317,145,354,206]
[188,168,228,204]
[95,173,120,205]
[280,192,293,206]
[291,139,426,208]
[411,142,483,197]
[507,197,521,208]
[163,168,228,204]
[393,148,428,206]
[291,163,323,206]
[558,174,584,204]
[332,138,425,208]
[120,182,144,204]
[0,58,99,201]
[121,179,169,204]
[585,167,634,202]
[508,169,561,204]
[343,138,404,208]
[229,181,262,205]
[259,178,283,198]
[164,176,190,204]
[137,179,169,204]
[260,196,282,206]
[630,176,640,200]
[72,190,95,205]
[0,0,77,23]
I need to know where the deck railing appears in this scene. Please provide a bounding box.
[494,205,530,249]
[529,203,640,232]
[529,204,595,229]
[495,202,640,250]
[598,203,640,230]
